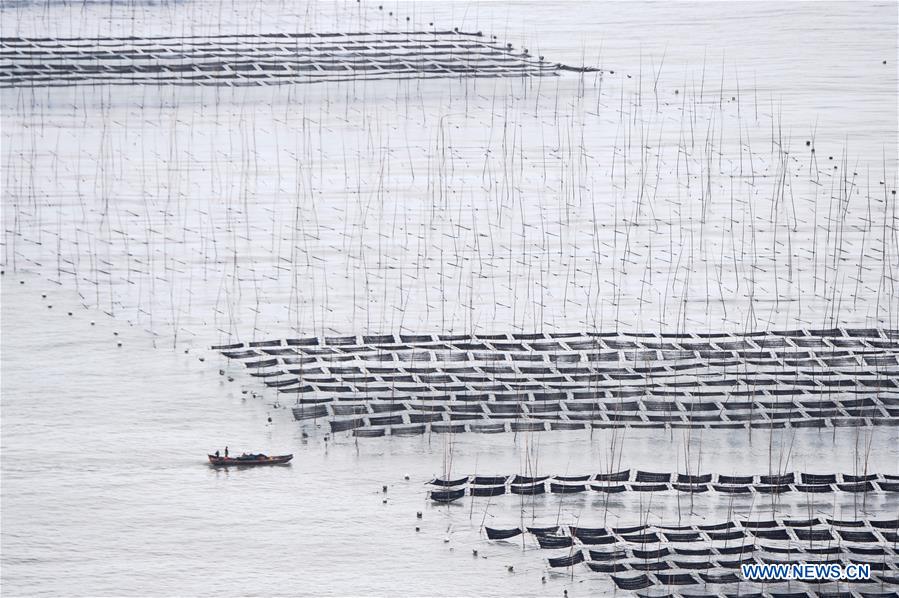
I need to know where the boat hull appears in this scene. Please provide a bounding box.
[207,454,293,467]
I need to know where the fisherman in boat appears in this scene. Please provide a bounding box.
[214,450,220,458]
[208,452,291,466]
[225,446,229,458]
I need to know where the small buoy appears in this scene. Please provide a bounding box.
[805,140,811,146]
[382,498,387,504]
[541,576,546,583]
[472,549,478,557]
[198,357,205,362]
[674,89,679,94]
[416,511,422,519]
[219,369,225,376]
[267,417,272,423]
[241,390,248,394]
[443,536,450,543]
[227,376,234,382]
[184,349,189,354]
[19,280,24,285]
[117,342,122,347]
[404,474,410,480]
[884,60,888,64]
[113,331,119,336]
[506,565,513,572]
[47,305,52,309]
[415,526,420,532]
[382,485,388,493]
[67,312,72,316]
[90,321,95,326]
[41,293,47,298]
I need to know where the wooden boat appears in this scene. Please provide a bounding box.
[485,526,522,540]
[429,488,465,503]
[207,454,293,467]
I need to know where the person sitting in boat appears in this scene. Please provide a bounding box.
[214,450,220,458]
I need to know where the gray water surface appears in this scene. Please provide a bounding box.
[2,2,897,596]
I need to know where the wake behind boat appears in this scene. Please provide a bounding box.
[208,453,293,467]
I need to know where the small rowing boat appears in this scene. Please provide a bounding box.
[207,453,293,467]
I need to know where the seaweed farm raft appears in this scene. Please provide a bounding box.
[214,328,899,436]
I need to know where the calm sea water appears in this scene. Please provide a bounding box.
[3,279,898,596]
[2,2,897,596]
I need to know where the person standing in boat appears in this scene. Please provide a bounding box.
[224,446,229,458]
